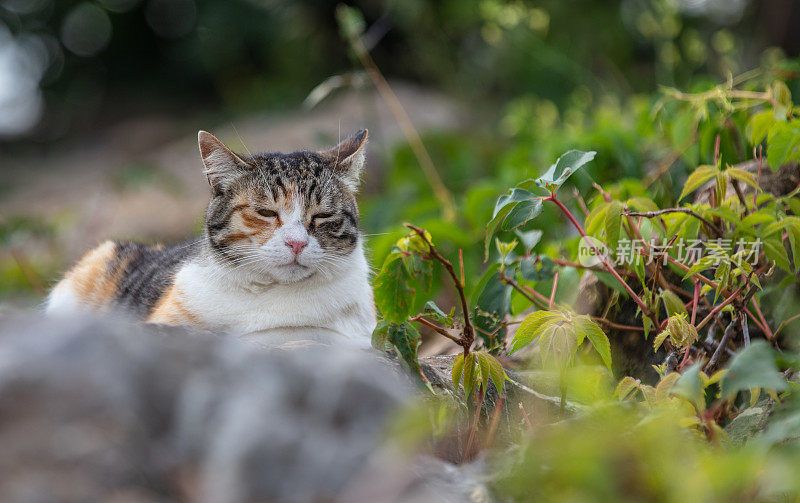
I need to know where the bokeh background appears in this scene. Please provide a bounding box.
[1,0,798,314]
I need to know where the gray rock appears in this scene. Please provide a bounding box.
[0,314,429,502]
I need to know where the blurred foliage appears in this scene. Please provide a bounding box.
[1,0,797,140]
[4,1,800,498]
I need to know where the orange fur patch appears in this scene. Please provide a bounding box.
[147,283,200,326]
[61,240,123,309]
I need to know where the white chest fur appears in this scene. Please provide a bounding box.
[174,246,376,346]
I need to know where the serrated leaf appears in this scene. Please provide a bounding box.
[615,376,641,400]
[452,353,465,389]
[373,253,415,323]
[767,120,800,172]
[746,110,776,145]
[727,167,759,190]
[764,235,792,273]
[653,330,670,352]
[682,255,716,279]
[541,325,579,368]
[720,341,789,398]
[424,300,454,325]
[387,322,431,390]
[660,289,687,317]
[655,371,681,401]
[585,203,610,237]
[476,351,491,392]
[485,353,506,394]
[575,316,612,371]
[463,353,477,398]
[679,165,718,202]
[509,310,564,354]
[502,198,544,230]
[626,196,660,213]
[536,150,597,192]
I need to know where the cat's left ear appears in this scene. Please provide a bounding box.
[198,131,252,193]
[320,129,368,191]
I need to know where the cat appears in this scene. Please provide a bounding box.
[46,129,377,346]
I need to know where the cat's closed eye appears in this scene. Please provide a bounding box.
[311,212,334,221]
[256,208,279,218]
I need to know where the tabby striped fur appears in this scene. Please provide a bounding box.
[46,130,376,345]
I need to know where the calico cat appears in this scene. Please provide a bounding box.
[46,130,376,345]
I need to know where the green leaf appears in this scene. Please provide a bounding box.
[615,376,642,400]
[767,120,800,172]
[727,167,759,191]
[536,150,597,192]
[764,235,792,273]
[653,330,670,352]
[604,200,623,252]
[515,229,543,252]
[451,353,465,389]
[626,197,660,213]
[660,290,687,317]
[463,353,477,398]
[585,203,610,237]
[746,110,776,145]
[720,341,788,398]
[502,198,544,230]
[540,325,579,368]
[485,188,538,258]
[424,301,454,325]
[575,316,612,371]
[484,353,506,394]
[472,263,512,347]
[509,310,564,354]
[682,255,716,279]
[371,320,391,352]
[672,363,706,410]
[679,165,717,202]
[373,253,414,323]
[519,256,555,281]
[477,351,491,392]
[387,322,431,391]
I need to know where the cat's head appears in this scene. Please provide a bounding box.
[197,129,367,284]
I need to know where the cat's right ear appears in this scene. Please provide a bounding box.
[198,131,251,193]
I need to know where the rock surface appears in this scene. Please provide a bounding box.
[0,313,491,503]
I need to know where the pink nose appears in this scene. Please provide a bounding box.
[285,239,307,255]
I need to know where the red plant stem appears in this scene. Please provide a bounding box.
[749,298,774,339]
[463,389,484,462]
[405,224,474,355]
[410,315,461,344]
[485,396,506,448]
[591,316,645,332]
[518,402,533,430]
[744,307,769,337]
[691,281,700,325]
[550,257,635,276]
[547,194,656,324]
[499,270,549,308]
[696,285,747,331]
[549,271,559,309]
[679,346,692,370]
